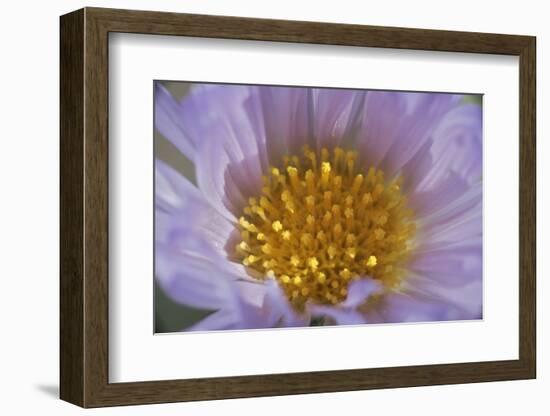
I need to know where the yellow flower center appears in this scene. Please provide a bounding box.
[235,146,416,308]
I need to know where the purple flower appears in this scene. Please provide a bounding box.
[155,83,482,331]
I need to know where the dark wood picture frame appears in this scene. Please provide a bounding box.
[60,7,536,408]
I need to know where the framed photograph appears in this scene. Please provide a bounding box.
[60,7,536,408]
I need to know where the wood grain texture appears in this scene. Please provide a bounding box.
[59,8,84,407]
[59,7,537,408]
[518,38,536,375]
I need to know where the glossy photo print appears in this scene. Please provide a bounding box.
[154,82,483,333]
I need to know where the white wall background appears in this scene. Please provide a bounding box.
[0,0,545,414]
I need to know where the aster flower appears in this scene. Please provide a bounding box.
[155,82,482,331]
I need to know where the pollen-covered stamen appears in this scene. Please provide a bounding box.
[234,146,416,308]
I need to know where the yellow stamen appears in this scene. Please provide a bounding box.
[307,257,319,270]
[272,221,283,232]
[366,255,378,267]
[234,146,416,308]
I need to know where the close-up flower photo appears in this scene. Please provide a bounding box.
[154,82,482,333]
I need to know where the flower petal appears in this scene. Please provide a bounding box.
[155,160,233,249]
[409,171,470,219]
[404,277,482,320]
[404,177,482,321]
[404,103,482,208]
[309,305,366,325]
[191,85,268,220]
[154,83,197,162]
[185,279,308,331]
[185,292,268,331]
[157,159,263,283]
[155,242,237,311]
[357,91,461,177]
[185,310,242,332]
[409,245,482,288]
[342,278,383,308]
[157,234,280,331]
[259,86,366,166]
[418,181,482,248]
[368,291,467,323]
[259,279,310,327]
[311,88,366,150]
[259,86,313,164]
[419,103,482,190]
[308,278,382,325]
